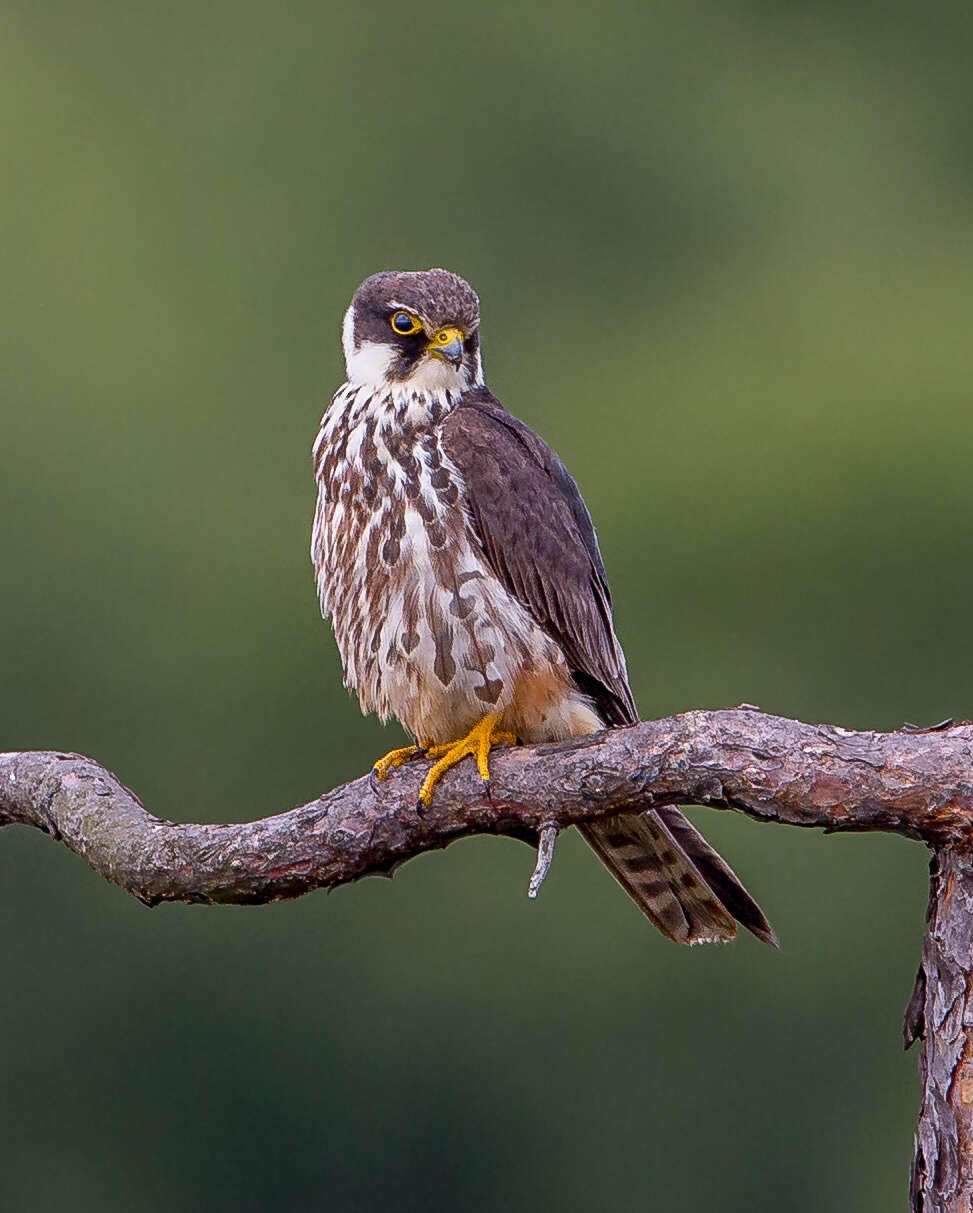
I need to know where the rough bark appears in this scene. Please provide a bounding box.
[3,706,973,1211]
[3,710,972,907]
[908,849,973,1212]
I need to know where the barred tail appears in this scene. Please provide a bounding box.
[578,808,778,947]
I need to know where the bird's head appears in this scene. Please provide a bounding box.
[341,268,482,392]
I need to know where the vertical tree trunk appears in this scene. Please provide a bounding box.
[909,849,973,1212]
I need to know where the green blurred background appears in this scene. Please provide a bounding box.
[2,2,971,1209]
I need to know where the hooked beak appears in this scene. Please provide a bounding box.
[427,326,465,368]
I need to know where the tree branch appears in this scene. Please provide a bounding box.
[5,706,973,1212]
[2,708,972,907]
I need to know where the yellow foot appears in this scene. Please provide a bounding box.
[417,713,517,808]
[371,744,427,788]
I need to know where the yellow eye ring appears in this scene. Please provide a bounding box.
[390,310,422,335]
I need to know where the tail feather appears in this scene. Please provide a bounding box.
[655,806,778,948]
[579,812,737,944]
[579,808,776,947]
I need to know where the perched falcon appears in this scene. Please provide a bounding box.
[312,268,776,946]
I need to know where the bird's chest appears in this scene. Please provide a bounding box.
[324,412,467,649]
[316,387,461,606]
[312,386,557,738]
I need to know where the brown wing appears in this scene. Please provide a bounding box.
[439,388,637,727]
[440,389,777,948]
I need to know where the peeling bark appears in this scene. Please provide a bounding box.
[909,850,973,1212]
[3,706,973,1210]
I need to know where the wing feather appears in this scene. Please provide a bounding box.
[439,388,637,727]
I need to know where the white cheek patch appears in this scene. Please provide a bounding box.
[341,304,357,367]
[344,339,395,389]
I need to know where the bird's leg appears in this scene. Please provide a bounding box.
[417,713,517,807]
[371,742,430,788]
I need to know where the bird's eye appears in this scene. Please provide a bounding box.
[390,311,421,335]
